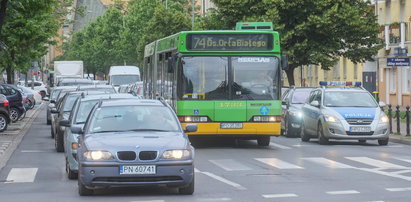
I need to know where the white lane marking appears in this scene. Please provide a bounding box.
[270,143,291,149]
[386,187,411,192]
[355,167,411,181]
[130,200,165,202]
[5,168,38,183]
[196,169,246,190]
[255,158,303,169]
[197,198,232,201]
[346,157,408,169]
[194,168,201,173]
[21,150,49,153]
[209,159,251,171]
[391,170,411,175]
[303,157,353,169]
[326,190,360,195]
[394,157,411,164]
[262,193,298,198]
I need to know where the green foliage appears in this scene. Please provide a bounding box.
[205,0,382,85]
[0,0,69,83]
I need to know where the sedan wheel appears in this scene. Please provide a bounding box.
[179,176,194,195]
[318,123,329,145]
[55,132,64,152]
[66,158,78,179]
[0,114,8,132]
[10,108,20,123]
[300,123,310,142]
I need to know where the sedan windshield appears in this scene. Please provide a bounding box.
[291,90,312,104]
[88,106,180,133]
[324,92,377,107]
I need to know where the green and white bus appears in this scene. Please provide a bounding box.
[143,22,287,146]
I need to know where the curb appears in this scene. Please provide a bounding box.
[389,136,411,146]
[0,103,44,171]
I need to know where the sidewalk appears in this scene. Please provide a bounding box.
[389,120,411,145]
[0,104,44,170]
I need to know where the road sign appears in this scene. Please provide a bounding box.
[387,58,410,66]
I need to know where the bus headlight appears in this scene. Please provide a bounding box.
[179,116,208,122]
[253,116,280,122]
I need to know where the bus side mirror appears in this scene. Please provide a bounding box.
[167,57,175,73]
[281,54,289,70]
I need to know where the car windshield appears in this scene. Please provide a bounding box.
[83,88,116,94]
[88,105,180,133]
[291,90,312,104]
[324,91,378,107]
[60,82,92,86]
[110,75,140,86]
[63,95,80,111]
[75,100,99,124]
[51,89,62,100]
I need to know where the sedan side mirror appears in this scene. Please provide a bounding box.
[184,124,197,133]
[310,100,320,107]
[50,108,58,114]
[50,99,55,104]
[59,119,70,127]
[378,101,386,108]
[71,126,84,134]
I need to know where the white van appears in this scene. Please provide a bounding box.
[108,66,141,89]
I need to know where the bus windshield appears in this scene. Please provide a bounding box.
[179,56,279,100]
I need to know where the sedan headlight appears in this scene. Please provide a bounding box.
[380,114,389,123]
[324,115,339,123]
[83,150,113,160]
[162,150,191,160]
[289,110,303,118]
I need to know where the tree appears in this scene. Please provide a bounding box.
[204,0,382,85]
[0,0,8,34]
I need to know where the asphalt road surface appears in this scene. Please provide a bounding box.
[0,107,411,202]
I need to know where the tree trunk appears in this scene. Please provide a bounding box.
[285,68,295,86]
[0,0,8,35]
[6,65,12,84]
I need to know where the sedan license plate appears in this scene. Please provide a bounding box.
[349,126,371,133]
[120,165,156,175]
[220,123,243,129]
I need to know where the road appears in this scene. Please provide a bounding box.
[0,107,411,202]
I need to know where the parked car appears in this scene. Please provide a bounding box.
[281,87,314,137]
[57,78,93,87]
[17,80,48,98]
[60,93,138,179]
[300,81,389,145]
[17,86,42,109]
[73,99,197,195]
[46,86,77,125]
[0,84,25,122]
[0,94,10,132]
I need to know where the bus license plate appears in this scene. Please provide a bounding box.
[349,126,371,133]
[220,123,243,129]
[120,165,156,175]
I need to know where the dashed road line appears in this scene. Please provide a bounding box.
[386,187,411,192]
[262,193,298,198]
[303,157,353,169]
[269,143,292,149]
[5,168,38,183]
[255,158,303,169]
[209,159,251,171]
[346,157,408,169]
[196,168,246,190]
[326,190,360,195]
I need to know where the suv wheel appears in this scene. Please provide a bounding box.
[10,108,20,122]
[0,114,8,132]
[378,138,389,146]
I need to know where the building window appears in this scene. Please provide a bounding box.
[343,58,347,80]
[354,64,358,80]
[324,70,328,80]
[389,68,396,92]
[314,65,318,79]
[402,67,410,93]
[333,60,340,79]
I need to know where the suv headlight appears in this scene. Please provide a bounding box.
[380,114,389,123]
[324,115,339,123]
[83,150,113,160]
[162,150,191,160]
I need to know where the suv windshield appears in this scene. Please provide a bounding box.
[88,106,180,133]
[324,91,377,107]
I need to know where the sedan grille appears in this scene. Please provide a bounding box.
[117,151,136,161]
[346,118,373,125]
[139,151,157,160]
[346,131,374,136]
[93,176,182,183]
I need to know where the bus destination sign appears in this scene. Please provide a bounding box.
[187,34,273,51]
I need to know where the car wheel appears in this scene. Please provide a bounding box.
[378,138,389,146]
[300,123,310,142]
[358,140,366,144]
[10,108,20,123]
[78,178,93,196]
[0,114,8,132]
[28,100,35,109]
[318,123,329,145]
[179,175,194,195]
[47,117,51,125]
[55,132,64,152]
[257,136,270,146]
[51,125,55,138]
[66,158,78,180]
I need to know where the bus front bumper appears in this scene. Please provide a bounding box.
[181,122,280,136]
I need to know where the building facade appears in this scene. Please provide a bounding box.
[374,0,411,106]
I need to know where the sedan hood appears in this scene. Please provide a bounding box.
[84,132,188,151]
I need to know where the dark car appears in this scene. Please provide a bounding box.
[73,99,197,196]
[46,86,77,125]
[281,87,314,137]
[0,94,10,132]
[0,84,24,122]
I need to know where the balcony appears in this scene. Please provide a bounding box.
[381,22,410,50]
